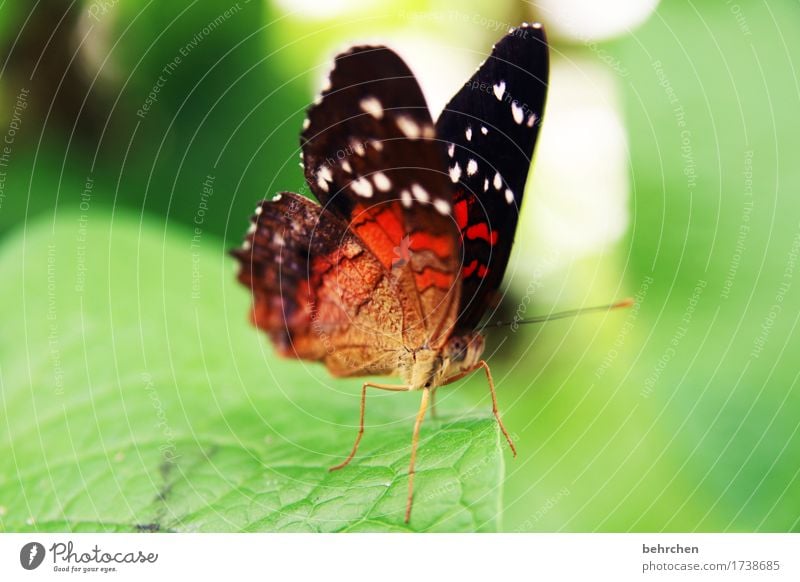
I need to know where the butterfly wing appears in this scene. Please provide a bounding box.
[301,45,461,349]
[232,193,408,377]
[436,23,549,331]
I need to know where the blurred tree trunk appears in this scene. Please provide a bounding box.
[2,0,109,142]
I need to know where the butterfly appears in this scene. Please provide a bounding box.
[232,23,549,523]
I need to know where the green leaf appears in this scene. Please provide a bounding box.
[0,212,505,532]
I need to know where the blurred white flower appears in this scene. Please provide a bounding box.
[312,32,476,120]
[534,0,659,42]
[274,0,376,20]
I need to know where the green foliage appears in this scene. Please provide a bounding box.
[0,214,505,532]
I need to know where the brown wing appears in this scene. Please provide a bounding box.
[232,192,409,377]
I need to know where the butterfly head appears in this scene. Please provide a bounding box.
[427,332,486,389]
[439,332,485,380]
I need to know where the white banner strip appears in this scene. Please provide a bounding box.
[1,533,798,581]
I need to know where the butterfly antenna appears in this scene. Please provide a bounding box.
[481,297,634,330]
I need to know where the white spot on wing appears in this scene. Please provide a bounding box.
[493,81,506,101]
[302,118,310,130]
[466,159,478,176]
[527,113,537,127]
[351,140,366,156]
[351,176,373,198]
[481,125,488,135]
[359,96,383,119]
[448,143,455,158]
[273,193,282,201]
[400,189,412,208]
[505,188,514,204]
[316,166,333,192]
[396,115,421,139]
[373,172,391,192]
[433,199,451,215]
[449,163,462,183]
[370,139,383,151]
[493,172,502,190]
[341,160,352,173]
[465,126,472,141]
[511,102,525,124]
[411,183,430,203]
[254,205,263,215]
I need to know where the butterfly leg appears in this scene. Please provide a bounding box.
[440,360,516,457]
[329,381,409,472]
[429,387,438,419]
[405,387,431,523]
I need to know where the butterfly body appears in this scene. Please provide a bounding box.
[392,331,486,390]
[234,23,549,522]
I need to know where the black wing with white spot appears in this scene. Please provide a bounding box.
[300,45,462,348]
[301,45,456,224]
[436,23,549,332]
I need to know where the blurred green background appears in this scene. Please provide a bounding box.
[0,0,798,532]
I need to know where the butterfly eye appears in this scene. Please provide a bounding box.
[448,337,468,362]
